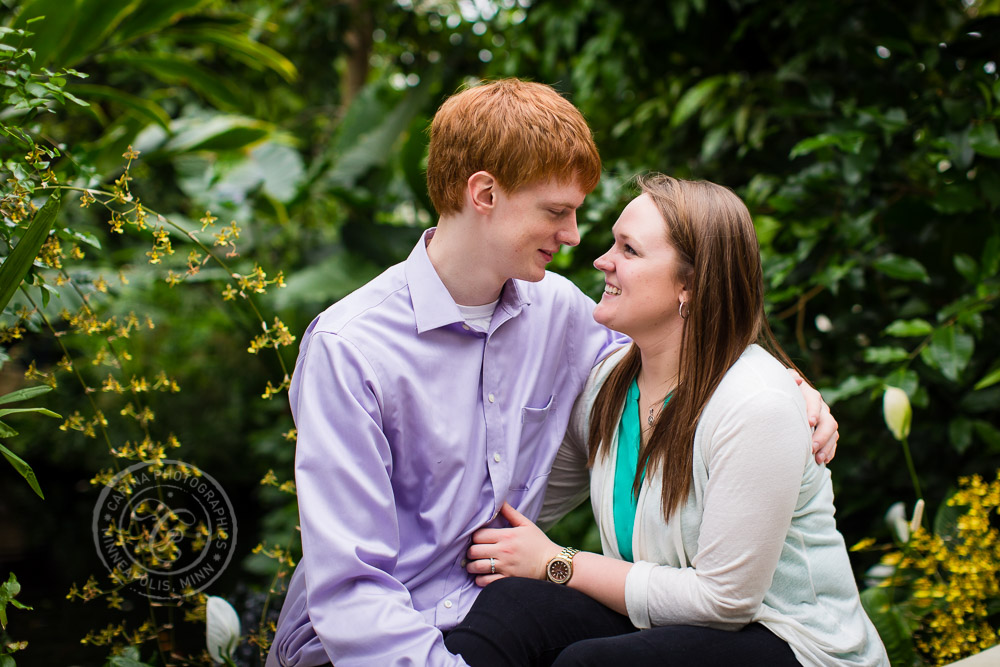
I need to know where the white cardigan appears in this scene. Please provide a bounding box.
[540,344,888,666]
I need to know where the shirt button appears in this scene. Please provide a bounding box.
[444,600,453,609]
[493,453,501,463]
[461,559,468,567]
[488,393,495,403]
[462,324,470,330]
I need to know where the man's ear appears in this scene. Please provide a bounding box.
[467,171,496,215]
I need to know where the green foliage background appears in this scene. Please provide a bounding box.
[1,0,999,664]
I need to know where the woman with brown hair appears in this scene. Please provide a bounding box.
[444,174,887,666]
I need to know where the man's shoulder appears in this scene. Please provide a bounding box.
[309,262,410,336]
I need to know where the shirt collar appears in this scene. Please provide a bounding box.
[405,228,530,334]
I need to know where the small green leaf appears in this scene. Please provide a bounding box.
[819,374,881,405]
[0,443,43,499]
[0,193,61,313]
[0,385,52,405]
[0,407,60,419]
[920,326,974,382]
[873,254,930,282]
[670,76,725,128]
[974,366,1000,391]
[789,131,865,158]
[982,235,1000,277]
[974,420,1000,452]
[934,492,964,540]
[0,421,17,437]
[970,122,1000,158]
[883,319,934,337]
[863,346,910,364]
[953,253,978,282]
[949,416,973,454]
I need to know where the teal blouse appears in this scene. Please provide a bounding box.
[613,378,670,561]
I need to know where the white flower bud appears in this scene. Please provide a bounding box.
[206,595,241,664]
[882,386,912,441]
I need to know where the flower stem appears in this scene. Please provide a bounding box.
[901,436,923,501]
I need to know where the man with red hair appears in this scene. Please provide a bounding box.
[267,79,837,667]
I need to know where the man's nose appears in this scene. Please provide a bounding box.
[558,214,581,247]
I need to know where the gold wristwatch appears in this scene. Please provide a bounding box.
[545,546,580,584]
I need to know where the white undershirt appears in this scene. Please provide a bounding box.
[456,299,498,333]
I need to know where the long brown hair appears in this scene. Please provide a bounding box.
[587,173,803,523]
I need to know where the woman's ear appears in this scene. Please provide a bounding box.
[467,171,496,214]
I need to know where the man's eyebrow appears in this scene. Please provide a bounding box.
[542,200,583,209]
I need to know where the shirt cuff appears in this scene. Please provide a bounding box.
[624,560,657,629]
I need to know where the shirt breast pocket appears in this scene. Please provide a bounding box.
[510,395,557,491]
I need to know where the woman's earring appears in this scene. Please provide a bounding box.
[679,301,689,320]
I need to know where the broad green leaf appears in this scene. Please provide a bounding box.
[400,114,434,217]
[168,27,297,83]
[254,142,305,203]
[872,254,929,282]
[0,443,44,499]
[0,385,52,405]
[884,368,920,397]
[164,115,273,153]
[112,0,210,44]
[12,0,81,67]
[974,420,1000,452]
[860,587,915,666]
[68,83,170,128]
[670,76,725,128]
[0,193,61,313]
[106,53,244,111]
[970,122,1000,158]
[974,366,1000,391]
[883,319,933,337]
[59,0,143,67]
[920,326,974,382]
[863,346,910,364]
[327,81,434,187]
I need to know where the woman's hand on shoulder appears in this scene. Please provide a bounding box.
[466,502,563,587]
[788,369,839,465]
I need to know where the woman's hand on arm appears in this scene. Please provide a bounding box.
[467,503,633,616]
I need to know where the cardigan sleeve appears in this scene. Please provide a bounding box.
[537,345,628,530]
[625,388,809,630]
[536,373,594,530]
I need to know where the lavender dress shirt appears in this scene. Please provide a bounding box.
[267,230,626,666]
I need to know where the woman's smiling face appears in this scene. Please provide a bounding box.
[592,193,689,340]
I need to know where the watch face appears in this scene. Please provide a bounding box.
[548,559,571,583]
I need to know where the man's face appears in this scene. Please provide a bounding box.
[487,179,586,283]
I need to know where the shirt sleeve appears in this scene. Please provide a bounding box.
[291,330,469,667]
[625,389,808,630]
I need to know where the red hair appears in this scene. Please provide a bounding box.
[426,79,601,216]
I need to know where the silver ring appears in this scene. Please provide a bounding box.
[489,557,496,574]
